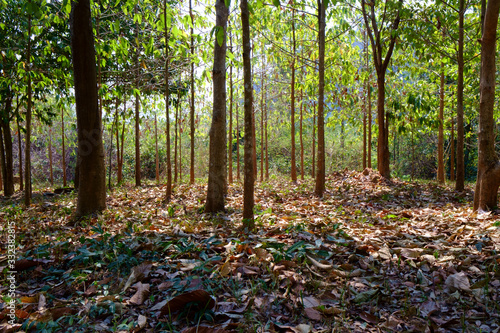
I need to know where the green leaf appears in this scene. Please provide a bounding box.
[224,0,231,8]
[272,0,280,8]
[215,26,224,47]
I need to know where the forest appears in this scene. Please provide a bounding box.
[1,0,500,331]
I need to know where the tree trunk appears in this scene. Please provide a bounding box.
[70,0,107,216]
[290,7,297,183]
[437,64,445,184]
[16,115,23,191]
[174,92,179,183]
[265,90,269,180]
[0,95,14,196]
[155,113,159,185]
[300,88,304,180]
[474,0,500,211]
[49,127,54,186]
[134,11,141,187]
[164,5,172,200]
[368,81,372,169]
[228,33,234,184]
[189,0,195,185]
[241,0,254,228]
[451,117,455,181]
[62,107,67,187]
[312,101,316,178]
[376,74,390,178]
[260,45,265,183]
[236,90,240,181]
[455,0,465,191]
[314,0,326,197]
[206,0,228,213]
[24,5,33,205]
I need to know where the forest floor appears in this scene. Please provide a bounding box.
[0,169,499,333]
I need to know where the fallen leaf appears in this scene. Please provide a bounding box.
[445,272,470,292]
[160,290,215,318]
[129,282,150,305]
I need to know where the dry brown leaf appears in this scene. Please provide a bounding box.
[159,290,215,318]
[129,282,150,305]
[445,272,470,292]
[304,307,322,320]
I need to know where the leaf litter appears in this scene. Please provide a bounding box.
[0,169,499,332]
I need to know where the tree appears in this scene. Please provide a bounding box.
[206,0,229,213]
[473,0,500,211]
[164,0,172,201]
[314,0,326,197]
[361,0,403,179]
[70,0,106,216]
[189,0,196,185]
[241,0,254,228]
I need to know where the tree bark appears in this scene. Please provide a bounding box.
[155,113,160,185]
[70,0,107,216]
[189,0,195,185]
[290,7,297,183]
[241,0,254,228]
[260,44,265,183]
[0,94,14,196]
[451,117,455,181]
[206,0,228,213]
[228,33,234,184]
[314,0,326,197]
[437,64,445,184]
[312,101,316,178]
[474,0,500,211]
[455,0,465,191]
[134,10,141,187]
[164,4,172,200]
[49,127,54,186]
[62,107,67,187]
[16,114,23,191]
[25,6,32,205]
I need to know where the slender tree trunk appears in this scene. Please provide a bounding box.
[455,0,465,191]
[174,93,179,183]
[437,63,445,184]
[290,7,297,183]
[474,0,500,210]
[179,111,183,182]
[236,92,240,181]
[300,89,304,180]
[228,33,234,184]
[451,117,455,181]
[164,4,172,200]
[260,46,264,183]
[363,30,367,170]
[314,0,326,196]
[49,127,54,186]
[155,113,160,185]
[206,0,229,213]
[61,108,67,187]
[70,0,107,216]
[312,101,316,178]
[189,0,195,185]
[376,74,390,178]
[241,0,254,227]
[0,95,14,196]
[16,115,23,191]
[368,81,372,169]
[25,6,32,205]
[134,10,141,187]
[265,91,269,180]
[252,103,257,177]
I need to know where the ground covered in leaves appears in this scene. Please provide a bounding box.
[1,170,500,333]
